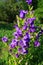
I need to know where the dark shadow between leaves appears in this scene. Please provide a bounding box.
[0,23,13,30]
[32,0,38,10]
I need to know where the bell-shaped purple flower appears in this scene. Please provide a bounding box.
[27,17,36,24]
[34,41,40,47]
[2,36,8,42]
[19,10,28,18]
[23,32,30,42]
[21,48,28,54]
[9,42,15,48]
[18,40,25,47]
[10,39,18,48]
[13,28,22,38]
[29,28,35,32]
[18,48,28,54]
[29,24,36,32]
[13,32,19,38]
[17,29,22,37]
[26,0,32,5]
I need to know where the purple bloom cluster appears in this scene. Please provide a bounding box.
[2,0,43,58]
[10,27,30,57]
[9,15,42,58]
[13,25,22,39]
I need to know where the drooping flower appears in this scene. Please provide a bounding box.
[10,39,18,48]
[29,26,35,32]
[18,47,28,54]
[26,0,32,5]
[34,41,40,47]
[13,28,22,38]
[21,48,28,54]
[18,40,25,47]
[17,29,22,37]
[19,10,28,18]
[13,32,19,38]
[9,42,15,48]
[27,17,36,24]
[2,36,8,42]
[23,32,30,42]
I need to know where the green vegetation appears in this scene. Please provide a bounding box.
[0,0,43,65]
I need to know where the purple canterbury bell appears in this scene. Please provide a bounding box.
[19,10,28,18]
[2,36,8,42]
[27,17,36,25]
[10,39,18,48]
[34,41,40,47]
[26,0,32,5]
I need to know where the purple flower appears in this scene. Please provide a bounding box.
[17,29,22,36]
[23,40,29,48]
[2,36,8,42]
[22,24,28,30]
[21,48,28,54]
[23,32,30,42]
[15,53,19,58]
[29,24,36,32]
[12,39,18,45]
[14,25,20,31]
[9,43,15,48]
[27,17,36,24]
[26,0,32,5]
[10,39,18,48]
[13,29,22,38]
[18,40,25,47]
[18,33,30,48]
[34,41,40,47]
[18,48,22,54]
[19,10,28,18]
[13,32,19,38]
[29,28,35,32]
[18,48,28,54]
[29,25,35,32]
